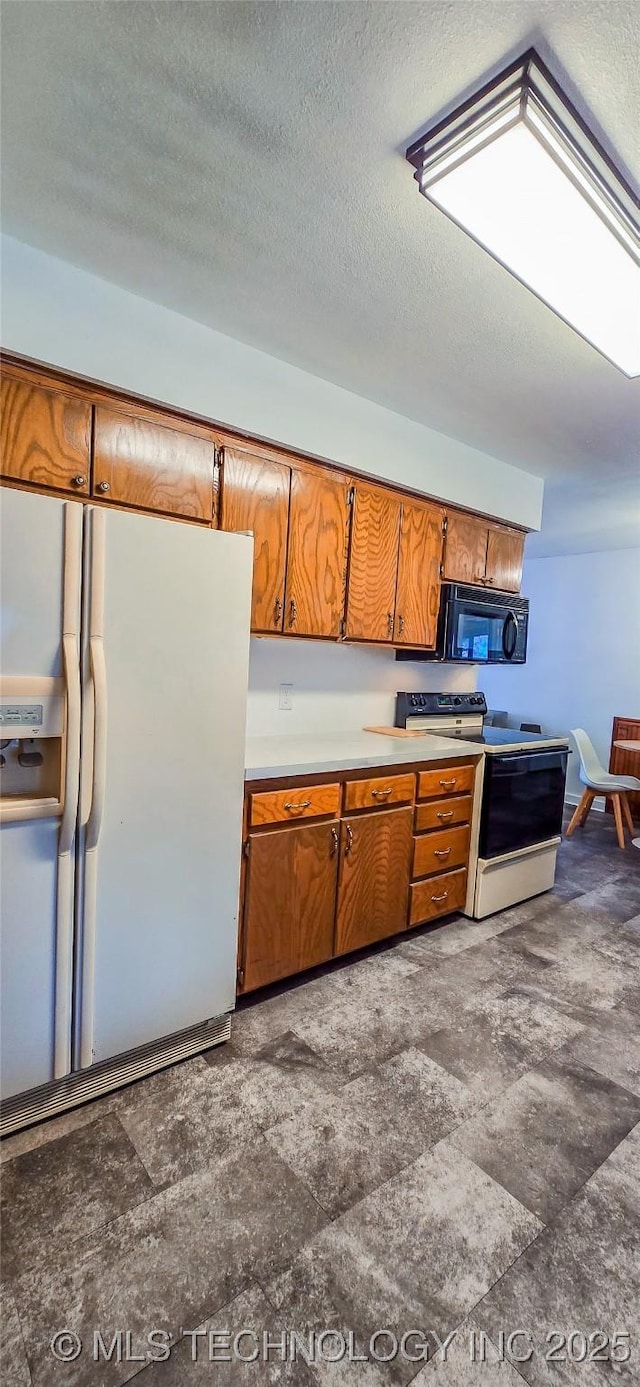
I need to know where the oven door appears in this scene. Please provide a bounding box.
[447,597,524,663]
[480,750,568,859]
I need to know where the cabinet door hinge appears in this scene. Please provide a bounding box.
[339,618,347,638]
[347,486,355,505]
[243,837,250,859]
[442,515,448,536]
[237,966,245,988]
[439,561,444,578]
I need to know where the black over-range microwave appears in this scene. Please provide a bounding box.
[396,583,529,664]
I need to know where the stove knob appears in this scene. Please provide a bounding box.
[453,697,461,705]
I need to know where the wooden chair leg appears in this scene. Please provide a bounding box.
[579,790,596,827]
[566,789,592,836]
[621,793,635,835]
[612,794,626,849]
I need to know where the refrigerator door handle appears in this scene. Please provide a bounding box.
[85,509,108,852]
[54,505,83,1079]
[79,508,108,1068]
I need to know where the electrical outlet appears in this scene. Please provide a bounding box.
[279,684,294,711]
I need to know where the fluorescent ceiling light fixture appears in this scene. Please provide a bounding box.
[406,50,640,377]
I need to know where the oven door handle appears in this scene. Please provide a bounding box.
[502,611,518,660]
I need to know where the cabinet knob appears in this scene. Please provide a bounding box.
[96,480,111,493]
[397,614,405,636]
[386,612,394,638]
[288,598,297,628]
[274,597,283,624]
[71,474,86,488]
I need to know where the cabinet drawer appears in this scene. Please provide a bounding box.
[250,783,340,827]
[343,772,415,812]
[409,868,467,926]
[413,824,470,879]
[415,794,472,833]
[417,764,475,801]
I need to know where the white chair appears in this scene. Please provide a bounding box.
[566,728,640,849]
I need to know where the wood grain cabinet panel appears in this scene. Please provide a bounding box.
[343,772,415,812]
[345,483,401,642]
[414,794,472,832]
[409,868,467,927]
[250,782,340,827]
[284,468,350,638]
[417,763,476,800]
[485,525,525,593]
[242,823,339,991]
[1,374,91,495]
[221,446,291,632]
[413,824,471,879]
[443,512,488,585]
[93,407,216,521]
[394,501,444,648]
[334,807,413,955]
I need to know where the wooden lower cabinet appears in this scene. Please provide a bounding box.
[334,807,413,956]
[242,821,339,991]
[239,759,479,993]
[410,868,468,927]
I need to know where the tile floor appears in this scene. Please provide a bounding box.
[2,809,640,1385]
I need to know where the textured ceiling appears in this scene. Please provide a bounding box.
[1,0,639,505]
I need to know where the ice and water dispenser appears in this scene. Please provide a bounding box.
[0,685,66,822]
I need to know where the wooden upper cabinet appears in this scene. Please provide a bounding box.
[394,501,444,648]
[284,467,350,638]
[334,807,413,955]
[485,525,525,593]
[344,483,401,643]
[1,374,91,495]
[221,446,291,632]
[444,510,526,592]
[442,511,488,585]
[93,407,216,522]
[242,822,339,991]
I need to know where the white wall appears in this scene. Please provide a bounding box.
[246,638,476,738]
[0,235,543,529]
[481,548,640,802]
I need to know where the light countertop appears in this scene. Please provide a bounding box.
[244,730,482,781]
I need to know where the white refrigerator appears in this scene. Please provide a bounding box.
[0,487,253,1132]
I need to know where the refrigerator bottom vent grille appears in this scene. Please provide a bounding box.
[0,1011,232,1137]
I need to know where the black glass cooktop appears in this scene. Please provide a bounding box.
[438,727,560,747]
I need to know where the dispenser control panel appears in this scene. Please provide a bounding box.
[0,704,44,727]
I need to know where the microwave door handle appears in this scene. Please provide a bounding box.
[502,611,518,660]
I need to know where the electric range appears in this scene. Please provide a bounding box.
[395,691,570,918]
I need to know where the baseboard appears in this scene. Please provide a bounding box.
[564,793,605,813]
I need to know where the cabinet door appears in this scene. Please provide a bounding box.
[485,525,525,593]
[1,374,90,495]
[394,501,444,648]
[345,483,401,642]
[221,446,291,632]
[335,807,413,955]
[442,511,488,584]
[242,823,339,991]
[93,407,216,521]
[284,468,350,638]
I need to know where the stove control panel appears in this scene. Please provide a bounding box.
[395,691,487,727]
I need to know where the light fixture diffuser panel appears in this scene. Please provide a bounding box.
[407,50,640,376]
